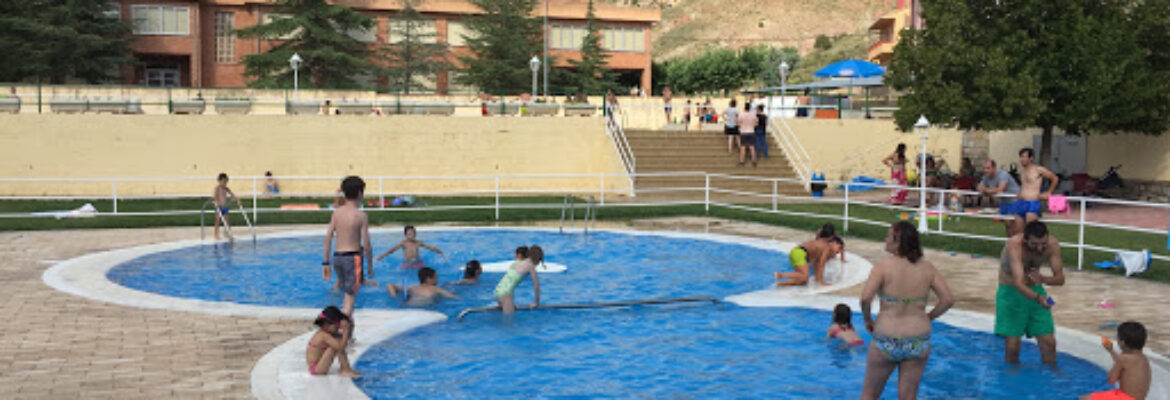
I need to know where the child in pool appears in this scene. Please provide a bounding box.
[455,260,482,285]
[827,304,865,347]
[494,245,543,314]
[376,225,443,269]
[1081,321,1150,400]
[305,306,361,378]
[387,267,458,306]
[815,223,846,263]
[211,173,242,242]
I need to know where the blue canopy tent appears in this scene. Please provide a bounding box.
[814,59,886,118]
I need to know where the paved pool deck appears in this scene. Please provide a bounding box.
[1,218,1167,398]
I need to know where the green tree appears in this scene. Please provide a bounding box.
[569,0,617,95]
[457,0,543,95]
[236,0,374,89]
[0,0,132,84]
[378,0,451,94]
[889,0,1170,165]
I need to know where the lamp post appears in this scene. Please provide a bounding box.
[914,115,930,233]
[289,53,303,98]
[529,56,541,99]
[779,61,790,118]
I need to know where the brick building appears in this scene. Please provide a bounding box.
[112,0,660,92]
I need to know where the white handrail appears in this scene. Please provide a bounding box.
[605,104,636,195]
[768,115,812,184]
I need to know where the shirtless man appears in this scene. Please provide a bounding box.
[322,176,373,321]
[376,225,443,269]
[1002,148,1059,236]
[663,85,673,123]
[995,220,1065,365]
[386,267,458,306]
[776,236,844,286]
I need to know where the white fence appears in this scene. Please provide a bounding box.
[1,173,1166,272]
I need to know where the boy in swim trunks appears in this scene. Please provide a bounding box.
[322,176,373,323]
[996,220,1065,365]
[1081,321,1151,400]
[386,267,458,306]
[212,173,241,242]
[1001,148,1059,237]
[776,236,844,286]
[376,225,443,269]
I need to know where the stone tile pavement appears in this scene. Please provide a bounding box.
[0,219,1166,398]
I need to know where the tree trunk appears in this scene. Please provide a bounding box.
[1039,126,1054,168]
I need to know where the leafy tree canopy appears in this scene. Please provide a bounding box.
[0,0,132,84]
[236,0,375,89]
[456,0,544,95]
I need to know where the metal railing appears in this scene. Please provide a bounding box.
[768,114,813,184]
[1,173,1166,272]
[605,104,637,191]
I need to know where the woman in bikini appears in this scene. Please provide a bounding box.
[305,306,361,378]
[883,144,909,205]
[860,221,954,400]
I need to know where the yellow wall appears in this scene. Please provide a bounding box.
[785,119,964,182]
[1087,133,1170,181]
[0,115,631,197]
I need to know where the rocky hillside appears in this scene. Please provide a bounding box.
[605,0,896,60]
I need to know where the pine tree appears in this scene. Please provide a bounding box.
[236,0,375,89]
[569,0,616,95]
[378,0,451,94]
[457,0,543,95]
[0,0,132,84]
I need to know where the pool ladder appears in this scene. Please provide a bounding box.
[200,199,256,243]
[559,195,595,234]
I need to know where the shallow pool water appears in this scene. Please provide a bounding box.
[356,305,1110,399]
[108,229,792,314]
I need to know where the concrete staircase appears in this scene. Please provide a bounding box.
[624,129,807,202]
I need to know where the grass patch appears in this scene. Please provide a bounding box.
[1,196,1166,283]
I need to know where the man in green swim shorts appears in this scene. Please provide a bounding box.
[996,221,1065,365]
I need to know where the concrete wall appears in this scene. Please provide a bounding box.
[0,115,631,197]
[785,119,964,182]
[1086,133,1170,181]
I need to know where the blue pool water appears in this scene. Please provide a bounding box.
[107,229,1111,399]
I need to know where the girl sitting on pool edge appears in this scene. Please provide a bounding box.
[494,245,543,314]
[306,306,361,378]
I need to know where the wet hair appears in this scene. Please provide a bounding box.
[757,104,765,112]
[829,236,844,249]
[832,304,853,329]
[418,267,436,283]
[217,173,228,181]
[1117,321,1146,350]
[527,245,544,263]
[515,246,529,258]
[463,260,481,279]
[1019,148,1034,158]
[341,176,365,200]
[744,102,752,111]
[895,144,906,161]
[404,225,416,235]
[891,221,923,263]
[1023,221,1048,240]
[264,171,273,177]
[817,223,836,238]
[314,305,351,327]
[729,99,737,107]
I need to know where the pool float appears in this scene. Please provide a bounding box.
[475,260,568,273]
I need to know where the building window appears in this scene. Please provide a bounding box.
[145,67,181,87]
[215,12,235,63]
[388,19,437,44]
[551,24,586,50]
[601,27,644,52]
[446,20,474,46]
[131,5,189,35]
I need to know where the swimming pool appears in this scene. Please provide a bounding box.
[100,228,1112,399]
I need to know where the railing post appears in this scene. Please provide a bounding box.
[252,177,258,224]
[842,183,851,232]
[937,189,945,232]
[599,174,605,206]
[167,87,173,114]
[704,174,710,213]
[1078,198,1086,270]
[379,177,385,209]
[771,180,777,211]
[111,181,118,214]
[494,176,500,220]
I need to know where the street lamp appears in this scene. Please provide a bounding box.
[779,61,790,118]
[914,115,930,233]
[289,53,303,98]
[529,56,541,100]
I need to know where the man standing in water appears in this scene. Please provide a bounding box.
[996,221,1065,365]
[1002,148,1059,236]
